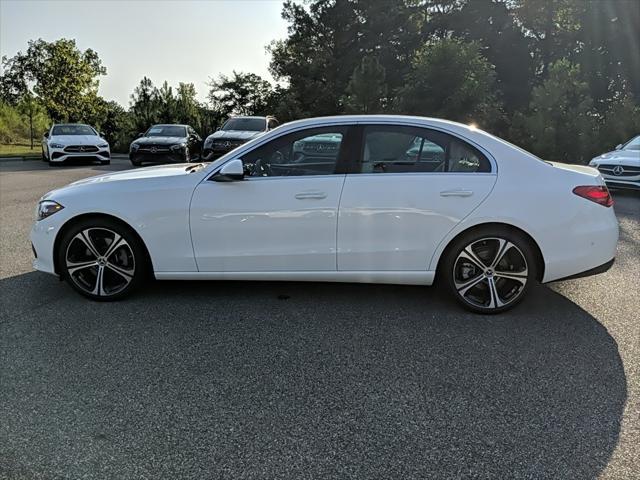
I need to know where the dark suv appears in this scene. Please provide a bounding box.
[202,116,279,160]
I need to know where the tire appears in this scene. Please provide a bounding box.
[57,217,147,301]
[131,159,141,167]
[42,149,48,162]
[440,226,537,314]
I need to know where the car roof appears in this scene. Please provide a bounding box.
[151,124,189,127]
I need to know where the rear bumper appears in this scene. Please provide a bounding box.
[549,258,614,282]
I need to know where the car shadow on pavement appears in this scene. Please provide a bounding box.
[0,158,129,173]
[0,272,627,479]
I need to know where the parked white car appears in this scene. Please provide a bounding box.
[42,124,110,166]
[31,115,619,313]
[589,135,640,191]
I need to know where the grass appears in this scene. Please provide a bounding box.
[0,143,41,158]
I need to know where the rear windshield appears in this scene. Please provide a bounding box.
[52,125,96,136]
[222,118,266,132]
[145,125,186,137]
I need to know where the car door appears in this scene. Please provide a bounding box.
[337,124,497,271]
[190,125,354,272]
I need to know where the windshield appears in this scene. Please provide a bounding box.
[145,125,186,137]
[622,135,640,151]
[222,118,266,132]
[52,124,96,136]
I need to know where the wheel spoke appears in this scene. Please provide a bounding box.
[104,233,125,259]
[106,261,134,281]
[67,260,98,275]
[91,265,106,296]
[73,231,100,258]
[494,270,528,285]
[456,274,486,296]
[459,247,487,270]
[490,239,513,269]
[486,277,504,309]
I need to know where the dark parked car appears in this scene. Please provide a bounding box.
[129,124,202,166]
[202,116,279,160]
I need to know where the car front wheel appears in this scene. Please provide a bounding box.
[441,227,537,314]
[57,218,146,300]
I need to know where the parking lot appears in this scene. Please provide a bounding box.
[0,157,638,479]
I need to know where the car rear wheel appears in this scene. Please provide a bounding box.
[57,218,146,300]
[441,227,537,314]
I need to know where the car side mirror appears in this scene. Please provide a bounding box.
[615,144,623,150]
[100,132,105,137]
[44,131,49,138]
[138,132,144,138]
[213,159,245,182]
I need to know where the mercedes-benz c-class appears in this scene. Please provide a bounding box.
[31,115,618,313]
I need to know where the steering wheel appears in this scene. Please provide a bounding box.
[253,158,272,177]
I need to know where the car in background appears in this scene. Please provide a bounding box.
[129,124,202,166]
[589,135,640,191]
[202,116,279,160]
[42,124,110,166]
[31,115,619,314]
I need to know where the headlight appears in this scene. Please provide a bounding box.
[35,200,64,221]
[49,143,64,149]
[130,143,140,151]
[98,143,109,148]
[204,137,213,148]
[170,143,186,151]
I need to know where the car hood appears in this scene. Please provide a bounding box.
[133,136,187,146]
[590,150,640,165]
[50,135,104,145]
[207,130,264,141]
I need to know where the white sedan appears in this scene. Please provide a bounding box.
[589,134,640,191]
[31,116,619,313]
[42,123,111,165]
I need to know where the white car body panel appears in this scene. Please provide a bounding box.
[190,175,346,271]
[31,115,619,289]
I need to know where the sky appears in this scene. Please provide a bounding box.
[0,0,289,106]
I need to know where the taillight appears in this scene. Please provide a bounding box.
[573,185,614,207]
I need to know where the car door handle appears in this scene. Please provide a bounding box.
[440,189,474,197]
[295,191,327,200]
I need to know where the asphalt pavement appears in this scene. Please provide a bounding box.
[1,157,638,479]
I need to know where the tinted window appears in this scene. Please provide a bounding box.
[146,125,186,137]
[622,135,640,151]
[360,125,491,173]
[241,127,346,177]
[222,118,266,132]
[52,124,96,136]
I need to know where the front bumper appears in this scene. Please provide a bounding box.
[130,150,188,164]
[49,149,110,163]
[30,217,61,275]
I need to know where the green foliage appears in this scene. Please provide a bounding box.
[510,60,596,162]
[208,71,273,117]
[0,99,50,145]
[396,38,503,130]
[0,38,106,122]
[343,56,387,114]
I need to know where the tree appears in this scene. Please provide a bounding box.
[130,77,157,133]
[208,71,273,117]
[510,59,596,162]
[155,81,176,123]
[343,56,387,114]
[0,38,106,122]
[269,0,420,116]
[395,38,503,130]
[175,83,201,126]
